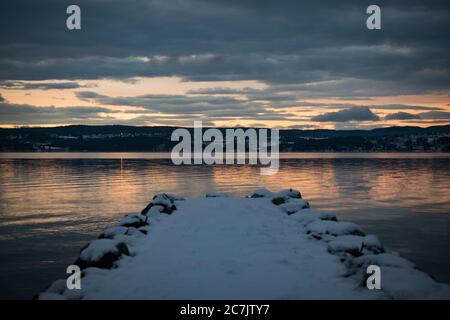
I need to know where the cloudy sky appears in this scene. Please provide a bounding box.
[0,0,449,129]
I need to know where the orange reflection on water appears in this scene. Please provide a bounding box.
[1,156,450,233]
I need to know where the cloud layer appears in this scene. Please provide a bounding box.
[0,0,449,127]
[311,106,380,122]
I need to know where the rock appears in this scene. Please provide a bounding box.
[278,198,310,214]
[98,226,129,239]
[250,188,275,198]
[271,197,285,205]
[75,240,130,270]
[361,235,384,254]
[327,235,384,258]
[306,220,365,237]
[140,202,154,215]
[161,204,176,214]
[125,226,146,237]
[327,235,365,257]
[119,214,149,228]
[276,188,302,199]
[271,188,303,206]
[141,193,177,215]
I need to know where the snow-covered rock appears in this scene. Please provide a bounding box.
[119,214,149,228]
[75,239,129,270]
[327,235,383,257]
[275,188,302,199]
[251,188,302,203]
[290,210,338,225]
[271,188,305,207]
[98,226,129,239]
[278,198,310,214]
[250,188,275,198]
[306,220,364,237]
[141,193,177,215]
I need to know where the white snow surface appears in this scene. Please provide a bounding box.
[306,220,363,236]
[79,239,121,262]
[41,192,450,300]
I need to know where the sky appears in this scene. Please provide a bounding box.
[0,0,449,129]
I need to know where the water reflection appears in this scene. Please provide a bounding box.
[0,156,449,299]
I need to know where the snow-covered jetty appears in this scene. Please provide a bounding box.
[39,189,450,299]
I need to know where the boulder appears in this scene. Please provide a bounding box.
[74,239,129,270]
[250,188,275,198]
[119,214,149,228]
[141,193,177,215]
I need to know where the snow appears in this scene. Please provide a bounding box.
[145,205,164,215]
[152,194,175,207]
[290,210,338,226]
[99,226,129,239]
[353,253,416,270]
[250,188,275,198]
[39,189,450,300]
[328,235,383,254]
[142,193,177,215]
[274,188,302,199]
[118,214,149,228]
[278,198,310,214]
[79,239,122,262]
[306,220,363,237]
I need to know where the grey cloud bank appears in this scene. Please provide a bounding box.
[0,1,449,93]
[0,81,88,90]
[0,0,449,127]
[385,112,422,120]
[311,106,380,122]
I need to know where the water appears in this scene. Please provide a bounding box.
[0,153,449,299]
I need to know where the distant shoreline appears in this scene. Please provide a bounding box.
[2,124,449,153]
[1,151,449,160]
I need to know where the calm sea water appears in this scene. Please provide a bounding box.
[0,153,449,299]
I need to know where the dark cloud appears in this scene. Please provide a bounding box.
[0,0,449,127]
[335,97,374,101]
[75,90,304,121]
[0,102,119,125]
[418,111,450,120]
[0,80,87,90]
[385,112,421,120]
[383,111,450,121]
[187,87,260,95]
[311,106,380,122]
[76,91,253,113]
[370,104,444,111]
[296,101,444,111]
[0,0,448,98]
[374,110,450,122]
[285,124,319,129]
[0,97,303,126]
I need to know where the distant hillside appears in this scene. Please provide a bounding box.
[1,124,449,152]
